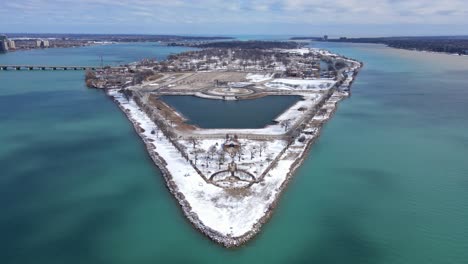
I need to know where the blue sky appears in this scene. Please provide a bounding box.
[1,0,467,36]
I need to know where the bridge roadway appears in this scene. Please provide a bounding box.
[0,65,120,71]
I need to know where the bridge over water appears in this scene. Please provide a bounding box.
[0,65,112,71]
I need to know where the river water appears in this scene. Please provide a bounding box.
[1,41,467,264]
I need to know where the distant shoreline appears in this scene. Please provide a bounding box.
[0,34,234,54]
[89,46,363,247]
[292,36,468,56]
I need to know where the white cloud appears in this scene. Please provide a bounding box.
[1,0,467,33]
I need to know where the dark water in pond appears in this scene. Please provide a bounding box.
[161,95,301,128]
[1,40,468,264]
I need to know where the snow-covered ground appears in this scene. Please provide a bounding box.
[105,47,362,246]
[266,78,336,90]
[246,73,274,83]
[190,93,324,137]
[180,138,287,181]
[108,89,316,240]
[281,48,311,55]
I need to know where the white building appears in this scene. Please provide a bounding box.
[36,39,50,48]
[7,40,15,49]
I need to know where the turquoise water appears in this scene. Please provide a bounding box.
[161,95,300,128]
[1,41,468,264]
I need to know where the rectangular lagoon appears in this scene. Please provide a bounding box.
[161,95,302,129]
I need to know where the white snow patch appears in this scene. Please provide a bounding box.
[246,73,274,83]
[266,78,336,90]
[108,90,310,238]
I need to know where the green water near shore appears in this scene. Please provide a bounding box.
[1,41,468,264]
[161,95,301,128]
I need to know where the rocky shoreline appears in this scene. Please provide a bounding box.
[106,82,355,247]
[98,47,363,247]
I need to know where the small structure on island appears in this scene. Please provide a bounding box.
[223,134,241,158]
[209,134,255,189]
[214,79,229,87]
[228,82,254,89]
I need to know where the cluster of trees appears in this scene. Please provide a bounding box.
[165,48,319,72]
[132,69,154,84]
[130,94,279,173]
[173,41,303,50]
[6,33,234,43]
[129,43,323,74]
[385,39,468,55]
[186,137,271,171]
[303,36,468,55]
[187,138,227,169]
[280,119,292,131]
[84,70,97,87]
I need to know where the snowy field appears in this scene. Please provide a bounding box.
[282,48,311,55]
[108,89,319,240]
[266,78,336,90]
[246,73,274,83]
[179,138,287,182]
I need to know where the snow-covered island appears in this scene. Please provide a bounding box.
[86,44,362,247]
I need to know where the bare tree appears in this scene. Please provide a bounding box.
[178,144,188,157]
[193,148,205,165]
[281,119,292,131]
[120,88,133,101]
[204,153,210,167]
[188,137,200,150]
[208,145,217,160]
[250,147,256,160]
[237,144,244,162]
[155,118,168,135]
[259,141,267,157]
[165,129,176,139]
[217,150,226,169]
[266,153,274,162]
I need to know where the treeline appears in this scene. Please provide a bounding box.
[294,36,468,55]
[385,39,468,55]
[170,41,304,49]
[2,33,233,43]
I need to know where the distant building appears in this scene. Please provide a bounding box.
[0,35,8,53]
[36,39,50,48]
[7,40,15,49]
[227,49,233,61]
